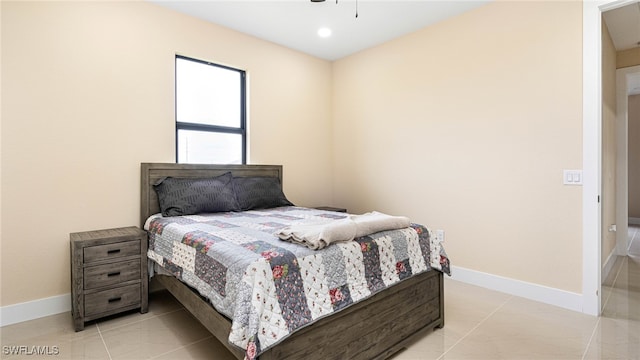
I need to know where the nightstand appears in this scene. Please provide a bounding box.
[315,206,347,213]
[70,226,148,331]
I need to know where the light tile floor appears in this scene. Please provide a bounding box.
[2,229,639,360]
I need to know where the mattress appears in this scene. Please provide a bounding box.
[145,206,450,359]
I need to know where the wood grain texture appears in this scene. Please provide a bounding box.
[156,271,443,360]
[140,163,444,359]
[84,283,141,317]
[259,270,443,360]
[84,259,141,290]
[140,163,283,228]
[83,241,141,264]
[70,226,148,331]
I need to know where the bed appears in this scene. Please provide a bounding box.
[140,163,448,360]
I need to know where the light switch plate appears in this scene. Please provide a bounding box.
[563,170,583,185]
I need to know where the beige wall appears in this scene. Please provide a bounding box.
[617,48,640,69]
[332,1,583,292]
[602,21,617,262]
[1,1,333,306]
[630,95,640,218]
[0,0,596,308]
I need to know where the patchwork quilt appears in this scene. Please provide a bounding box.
[145,206,450,360]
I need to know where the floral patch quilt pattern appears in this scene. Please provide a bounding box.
[145,206,450,360]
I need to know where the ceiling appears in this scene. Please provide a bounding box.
[149,0,491,61]
[603,1,640,51]
[603,1,640,95]
[150,1,640,90]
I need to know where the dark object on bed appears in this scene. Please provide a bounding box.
[140,163,444,360]
[153,172,240,216]
[233,175,294,210]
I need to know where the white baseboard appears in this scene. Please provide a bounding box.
[449,265,584,313]
[0,266,590,326]
[629,217,640,225]
[0,293,70,327]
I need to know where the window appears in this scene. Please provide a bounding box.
[175,55,246,164]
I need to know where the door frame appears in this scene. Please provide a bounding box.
[583,0,638,316]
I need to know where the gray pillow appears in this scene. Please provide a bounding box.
[233,176,294,211]
[153,172,240,216]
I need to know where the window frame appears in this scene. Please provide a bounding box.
[175,55,247,164]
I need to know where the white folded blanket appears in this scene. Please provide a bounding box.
[276,211,411,250]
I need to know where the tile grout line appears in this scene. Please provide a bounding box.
[629,225,639,253]
[581,315,601,360]
[95,322,113,360]
[591,226,634,360]
[436,295,513,360]
[91,306,186,360]
[601,256,627,314]
[147,336,214,359]
[97,308,184,333]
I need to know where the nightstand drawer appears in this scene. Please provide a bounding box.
[84,259,141,290]
[85,284,141,317]
[71,226,148,331]
[84,241,140,263]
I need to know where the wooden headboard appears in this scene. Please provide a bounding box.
[140,163,284,228]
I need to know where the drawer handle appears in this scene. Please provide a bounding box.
[108,297,122,303]
[107,249,121,255]
[107,271,121,277]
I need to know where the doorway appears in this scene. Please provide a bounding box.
[616,65,640,256]
[601,64,640,314]
[583,0,639,316]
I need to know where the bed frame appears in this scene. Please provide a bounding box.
[140,162,444,360]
